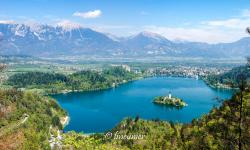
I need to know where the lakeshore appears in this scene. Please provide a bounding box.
[61,116,70,127]
[53,77,233,133]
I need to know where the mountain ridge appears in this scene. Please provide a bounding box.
[0,23,249,57]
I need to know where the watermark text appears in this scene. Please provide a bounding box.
[104,131,145,140]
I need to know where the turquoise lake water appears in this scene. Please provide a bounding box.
[52,77,233,133]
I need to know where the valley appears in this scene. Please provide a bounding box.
[0,1,250,149]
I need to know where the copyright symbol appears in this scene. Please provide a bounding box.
[105,132,113,139]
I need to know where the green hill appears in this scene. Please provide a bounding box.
[205,65,250,88]
[0,89,66,149]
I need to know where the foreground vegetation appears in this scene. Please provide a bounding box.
[0,89,66,149]
[6,67,139,94]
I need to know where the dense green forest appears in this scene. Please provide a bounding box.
[204,65,250,88]
[6,72,69,87]
[0,89,66,149]
[6,67,139,94]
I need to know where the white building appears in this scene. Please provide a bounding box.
[168,92,172,99]
[122,65,131,72]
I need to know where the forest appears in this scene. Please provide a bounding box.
[6,67,139,94]
[204,65,250,88]
[0,89,66,149]
[0,62,249,149]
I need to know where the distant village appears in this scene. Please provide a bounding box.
[0,55,235,83]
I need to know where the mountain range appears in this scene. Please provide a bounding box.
[0,23,249,58]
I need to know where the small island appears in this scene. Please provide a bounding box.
[153,92,188,108]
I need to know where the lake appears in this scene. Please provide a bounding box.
[52,77,233,133]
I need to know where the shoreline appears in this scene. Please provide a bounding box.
[61,116,70,127]
[48,76,199,95]
[6,76,235,96]
[202,79,238,90]
[48,76,144,95]
[56,76,234,135]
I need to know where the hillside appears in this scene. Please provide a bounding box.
[0,89,66,149]
[205,65,250,88]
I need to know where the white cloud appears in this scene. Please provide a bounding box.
[0,20,15,24]
[73,10,102,19]
[143,25,246,44]
[241,9,250,17]
[203,18,250,29]
[201,9,250,30]
[141,9,250,44]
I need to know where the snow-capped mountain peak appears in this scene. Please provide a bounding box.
[0,22,249,58]
[56,20,82,31]
[137,31,168,41]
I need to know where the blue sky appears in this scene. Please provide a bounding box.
[0,0,250,43]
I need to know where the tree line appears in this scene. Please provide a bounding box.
[6,67,138,93]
